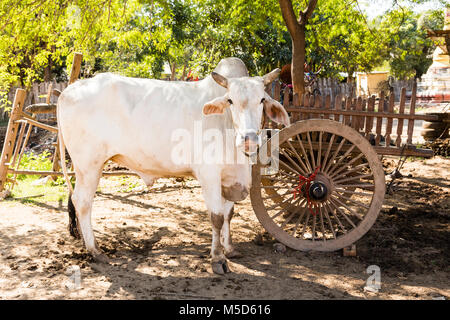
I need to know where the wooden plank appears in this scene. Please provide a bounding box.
[396,87,407,147]
[324,94,331,120]
[46,82,53,104]
[360,99,367,131]
[375,91,384,146]
[292,93,300,122]
[385,93,395,146]
[0,89,27,192]
[69,53,83,84]
[284,106,438,121]
[303,92,310,119]
[308,94,314,119]
[10,122,26,169]
[372,146,433,158]
[286,139,433,158]
[314,94,321,119]
[15,118,58,133]
[344,97,351,125]
[366,95,374,138]
[353,97,362,130]
[334,94,341,122]
[8,169,140,177]
[298,94,305,121]
[407,82,417,144]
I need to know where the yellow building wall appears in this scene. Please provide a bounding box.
[356,72,389,97]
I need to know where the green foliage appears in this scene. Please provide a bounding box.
[0,0,446,106]
[306,0,384,78]
[379,8,444,79]
[13,150,53,179]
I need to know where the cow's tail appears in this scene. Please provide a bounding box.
[57,100,80,239]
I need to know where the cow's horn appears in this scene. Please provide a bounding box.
[211,72,228,88]
[263,68,281,86]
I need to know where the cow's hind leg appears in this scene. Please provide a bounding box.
[221,203,243,259]
[70,163,106,262]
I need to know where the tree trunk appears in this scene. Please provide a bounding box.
[170,62,176,81]
[278,0,318,98]
[291,28,306,97]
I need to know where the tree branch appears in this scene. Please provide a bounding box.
[299,0,318,25]
[278,0,300,38]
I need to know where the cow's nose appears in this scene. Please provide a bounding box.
[244,132,259,154]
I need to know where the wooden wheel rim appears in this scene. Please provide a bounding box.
[250,119,385,251]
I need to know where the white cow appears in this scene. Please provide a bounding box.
[57,58,290,274]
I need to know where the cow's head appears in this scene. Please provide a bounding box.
[203,69,290,154]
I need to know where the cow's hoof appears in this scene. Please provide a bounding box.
[225,249,243,259]
[92,253,109,264]
[68,223,81,239]
[212,259,230,275]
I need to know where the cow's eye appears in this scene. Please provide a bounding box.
[228,99,233,104]
[261,98,265,103]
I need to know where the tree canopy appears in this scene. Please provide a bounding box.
[0,0,447,109]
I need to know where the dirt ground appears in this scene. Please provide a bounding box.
[0,156,448,300]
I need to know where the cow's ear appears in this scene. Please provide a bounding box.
[203,96,230,115]
[263,93,290,127]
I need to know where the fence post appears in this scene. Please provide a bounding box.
[0,89,27,193]
[52,52,83,175]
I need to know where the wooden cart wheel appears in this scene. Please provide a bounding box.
[251,119,385,251]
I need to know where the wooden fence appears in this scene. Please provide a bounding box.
[2,81,69,121]
[266,81,436,158]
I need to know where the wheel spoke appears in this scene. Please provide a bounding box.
[334,188,373,197]
[320,133,335,171]
[291,206,307,236]
[266,194,295,211]
[262,188,291,200]
[264,176,297,184]
[318,204,327,242]
[306,132,316,169]
[333,192,370,211]
[296,134,313,172]
[278,169,300,181]
[329,198,357,229]
[331,162,370,181]
[301,211,311,239]
[334,173,373,184]
[331,196,364,222]
[327,145,357,176]
[322,203,336,239]
[317,131,323,168]
[335,183,374,190]
[323,138,346,174]
[270,197,302,220]
[262,184,290,190]
[280,148,307,176]
[280,199,306,229]
[326,201,347,234]
[312,208,317,242]
[279,158,301,176]
[286,140,309,174]
[330,152,365,178]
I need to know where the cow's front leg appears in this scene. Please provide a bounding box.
[197,170,230,274]
[221,203,243,259]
